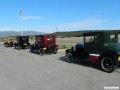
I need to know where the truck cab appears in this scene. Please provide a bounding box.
[65,30,120,73]
[83,31,120,54]
[4,38,14,47]
[30,34,58,55]
[14,36,29,49]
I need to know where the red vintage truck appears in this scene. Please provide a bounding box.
[30,34,58,55]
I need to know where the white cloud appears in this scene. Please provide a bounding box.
[22,16,44,20]
[2,17,120,32]
[37,17,106,33]
[0,27,19,31]
[61,18,105,29]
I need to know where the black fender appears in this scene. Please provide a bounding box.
[14,43,18,48]
[66,47,74,52]
[65,49,73,53]
[65,47,76,57]
[30,44,34,49]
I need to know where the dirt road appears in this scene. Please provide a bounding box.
[0,42,120,90]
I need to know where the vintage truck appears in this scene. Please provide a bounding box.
[4,38,14,47]
[30,34,58,55]
[65,30,120,73]
[14,36,30,49]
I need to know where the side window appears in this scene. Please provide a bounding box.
[38,37,43,42]
[109,34,116,40]
[85,36,94,43]
[94,34,102,43]
[22,37,27,41]
[17,38,19,42]
[118,34,120,43]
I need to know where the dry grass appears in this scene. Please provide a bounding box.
[56,37,83,49]
[56,37,83,43]
[57,43,74,49]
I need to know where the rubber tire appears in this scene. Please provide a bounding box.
[15,45,17,49]
[4,44,6,47]
[100,56,116,73]
[39,48,44,56]
[7,43,9,48]
[18,45,21,50]
[53,49,57,54]
[28,45,29,49]
[65,52,73,63]
[30,46,33,53]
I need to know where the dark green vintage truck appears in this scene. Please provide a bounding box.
[65,30,120,73]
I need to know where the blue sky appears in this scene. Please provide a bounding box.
[0,0,120,33]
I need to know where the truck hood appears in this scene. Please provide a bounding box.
[104,43,120,53]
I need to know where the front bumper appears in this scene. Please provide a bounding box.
[118,56,120,61]
[118,56,120,66]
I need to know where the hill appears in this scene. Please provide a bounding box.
[53,30,120,37]
[0,31,45,38]
[53,31,85,37]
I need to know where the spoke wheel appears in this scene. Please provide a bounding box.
[65,52,73,63]
[39,48,44,56]
[18,45,21,50]
[30,46,33,53]
[100,56,115,73]
[53,49,57,54]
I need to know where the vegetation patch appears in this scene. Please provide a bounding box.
[57,43,73,49]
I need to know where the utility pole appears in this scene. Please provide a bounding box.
[20,9,23,36]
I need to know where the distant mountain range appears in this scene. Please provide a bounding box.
[1,30,120,38]
[0,31,46,38]
[53,30,120,37]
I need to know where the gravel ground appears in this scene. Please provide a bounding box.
[0,42,120,90]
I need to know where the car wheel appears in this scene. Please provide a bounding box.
[65,52,73,63]
[53,49,57,54]
[100,56,115,73]
[30,46,33,53]
[7,44,9,48]
[15,45,17,49]
[28,46,29,49]
[4,44,6,47]
[39,48,44,56]
[18,45,21,50]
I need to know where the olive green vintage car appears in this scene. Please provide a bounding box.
[65,30,120,73]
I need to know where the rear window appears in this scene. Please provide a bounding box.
[22,37,28,41]
[109,34,117,40]
[85,36,94,43]
[38,37,43,42]
[47,35,53,41]
[118,34,120,43]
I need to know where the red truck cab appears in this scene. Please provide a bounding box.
[30,34,58,55]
